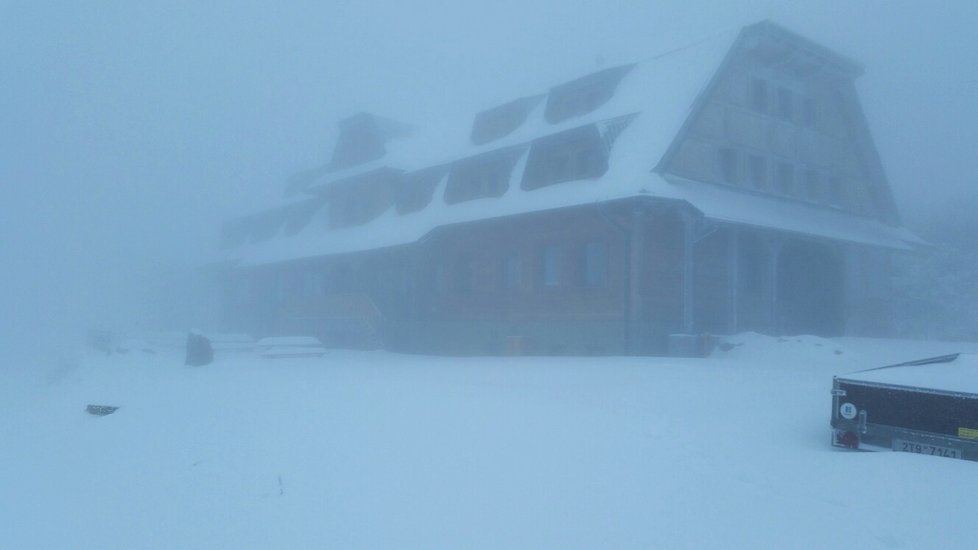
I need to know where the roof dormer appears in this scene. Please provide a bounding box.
[544,64,634,124]
[470,95,544,145]
[329,113,414,170]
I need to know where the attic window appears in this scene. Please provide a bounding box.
[444,149,521,204]
[397,166,446,214]
[718,147,740,184]
[522,125,608,190]
[750,78,768,113]
[544,64,634,124]
[803,168,821,202]
[747,155,767,190]
[328,191,378,228]
[282,199,323,236]
[470,96,543,146]
[249,211,286,243]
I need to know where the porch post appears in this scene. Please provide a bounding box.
[681,211,696,333]
[766,236,784,335]
[728,228,740,334]
[628,206,646,353]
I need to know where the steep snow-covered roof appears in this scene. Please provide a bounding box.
[223,23,920,267]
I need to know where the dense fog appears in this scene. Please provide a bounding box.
[3,1,977,365]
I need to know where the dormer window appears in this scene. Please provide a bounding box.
[397,166,447,214]
[249,210,286,243]
[544,64,634,124]
[282,199,324,236]
[470,96,543,146]
[522,125,608,190]
[444,148,522,204]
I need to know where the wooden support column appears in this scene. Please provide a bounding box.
[727,228,740,335]
[766,236,784,335]
[681,211,697,333]
[627,206,646,353]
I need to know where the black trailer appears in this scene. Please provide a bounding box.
[831,353,978,461]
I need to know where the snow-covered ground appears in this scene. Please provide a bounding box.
[3,334,978,549]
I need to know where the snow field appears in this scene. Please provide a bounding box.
[3,335,978,549]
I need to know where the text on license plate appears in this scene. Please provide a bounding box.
[892,439,961,459]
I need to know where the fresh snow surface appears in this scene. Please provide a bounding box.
[4,335,978,549]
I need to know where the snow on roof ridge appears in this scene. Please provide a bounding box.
[219,21,919,266]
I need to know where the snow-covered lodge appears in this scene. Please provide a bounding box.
[217,21,922,355]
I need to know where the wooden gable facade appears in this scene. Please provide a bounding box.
[218,21,914,356]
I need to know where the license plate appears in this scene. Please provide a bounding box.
[893,439,962,459]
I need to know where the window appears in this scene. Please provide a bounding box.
[544,64,633,124]
[777,87,793,121]
[750,77,768,113]
[776,162,795,195]
[540,245,561,288]
[550,154,570,182]
[583,242,607,287]
[747,155,767,190]
[718,147,739,184]
[445,151,520,204]
[522,125,608,190]
[804,168,821,202]
[828,175,846,207]
[575,148,595,176]
[470,96,543,145]
[478,167,507,197]
[501,254,522,290]
[802,97,817,128]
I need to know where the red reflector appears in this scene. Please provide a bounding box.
[835,431,859,449]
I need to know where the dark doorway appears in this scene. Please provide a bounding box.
[777,241,844,335]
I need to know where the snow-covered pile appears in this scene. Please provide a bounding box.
[3,336,978,548]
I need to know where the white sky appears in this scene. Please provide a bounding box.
[1,0,976,343]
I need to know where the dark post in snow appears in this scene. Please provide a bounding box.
[185,331,214,366]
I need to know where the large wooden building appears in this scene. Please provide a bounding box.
[217,21,922,355]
